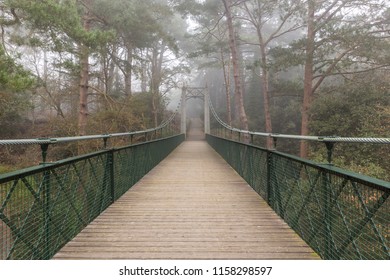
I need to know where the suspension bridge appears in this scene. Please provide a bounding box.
[0,87,389,260]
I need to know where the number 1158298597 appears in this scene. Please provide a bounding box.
[212,266,272,276]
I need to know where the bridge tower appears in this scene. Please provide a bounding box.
[180,86,210,137]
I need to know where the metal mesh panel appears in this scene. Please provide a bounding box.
[206,134,389,260]
[0,152,111,260]
[0,134,184,259]
[206,135,269,199]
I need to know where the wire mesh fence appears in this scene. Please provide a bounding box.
[0,134,184,260]
[206,134,389,260]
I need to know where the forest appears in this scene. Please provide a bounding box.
[0,0,389,180]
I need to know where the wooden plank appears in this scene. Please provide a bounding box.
[53,140,320,260]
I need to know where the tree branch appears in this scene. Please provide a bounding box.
[312,47,353,93]
[313,64,390,79]
[201,13,226,40]
[314,0,349,33]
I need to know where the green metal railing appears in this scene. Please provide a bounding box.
[0,134,184,259]
[207,134,389,260]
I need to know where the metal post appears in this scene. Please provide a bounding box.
[40,141,52,258]
[108,150,115,203]
[272,137,278,150]
[325,142,335,164]
[204,87,210,135]
[40,143,49,164]
[267,151,272,206]
[322,170,333,259]
[43,168,51,258]
[181,87,187,137]
[103,136,109,149]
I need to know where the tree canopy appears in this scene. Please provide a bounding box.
[0,0,388,180]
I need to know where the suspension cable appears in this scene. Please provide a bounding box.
[207,95,390,145]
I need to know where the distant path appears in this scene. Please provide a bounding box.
[186,118,205,141]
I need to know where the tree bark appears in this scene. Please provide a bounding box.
[151,42,166,127]
[78,1,91,136]
[257,27,273,149]
[300,0,315,158]
[124,42,132,96]
[141,50,148,93]
[222,0,249,133]
[220,48,232,126]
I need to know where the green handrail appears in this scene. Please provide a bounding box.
[0,134,185,259]
[206,134,389,260]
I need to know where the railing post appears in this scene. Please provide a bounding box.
[40,143,50,164]
[324,142,335,164]
[103,136,109,149]
[272,137,278,150]
[40,143,51,258]
[108,150,115,203]
[43,168,51,259]
[322,170,334,259]
[267,151,273,207]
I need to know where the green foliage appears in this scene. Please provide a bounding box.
[172,0,207,17]
[309,73,390,180]
[0,46,34,138]
[8,0,115,50]
[269,41,306,71]
[0,48,34,92]
[310,78,389,137]
[94,0,174,49]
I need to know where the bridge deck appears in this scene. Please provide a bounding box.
[53,140,319,260]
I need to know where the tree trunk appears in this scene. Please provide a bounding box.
[141,50,148,93]
[78,0,91,136]
[257,27,273,149]
[124,42,132,96]
[151,42,166,127]
[220,48,232,126]
[261,65,273,149]
[106,46,116,97]
[78,46,89,136]
[300,0,315,158]
[222,0,249,133]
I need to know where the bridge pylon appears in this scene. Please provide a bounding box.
[180,86,210,138]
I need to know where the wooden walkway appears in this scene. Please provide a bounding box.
[53,136,319,259]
